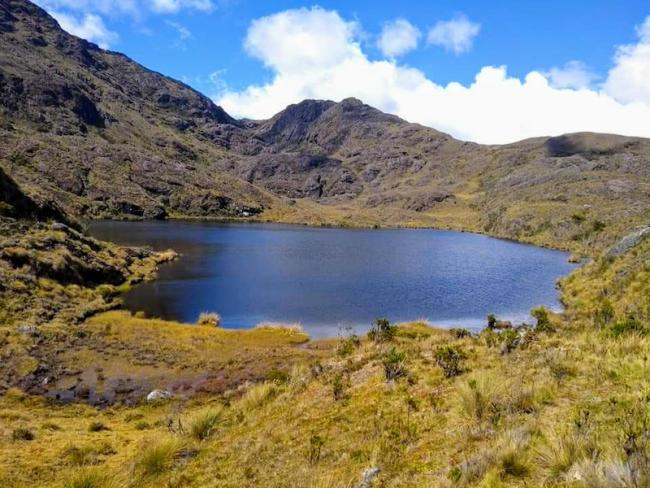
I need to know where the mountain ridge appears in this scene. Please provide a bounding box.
[1,0,649,255]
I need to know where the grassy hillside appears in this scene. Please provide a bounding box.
[0,184,649,487]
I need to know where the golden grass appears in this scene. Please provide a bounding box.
[1,209,649,487]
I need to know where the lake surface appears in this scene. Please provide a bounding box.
[88,221,577,338]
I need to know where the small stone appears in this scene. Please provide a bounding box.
[50,222,68,231]
[146,389,173,402]
[356,467,380,488]
[17,324,38,335]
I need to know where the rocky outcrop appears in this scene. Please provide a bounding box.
[0,166,72,225]
[608,226,650,257]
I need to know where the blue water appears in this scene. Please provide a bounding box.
[88,221,577,337]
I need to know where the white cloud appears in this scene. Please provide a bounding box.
[377,18,420,58]
[427,14,480,55]
[51,11,118,49]
[542,60,598,89]
[218,8,650,144]
[244,7,360,72]
[605,16,650,104]
[35,0,213,17]
[151,0,213,13]
[166,20,192,40]
[34,0,139,16]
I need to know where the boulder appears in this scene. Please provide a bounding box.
[146,389,173,402]
[608,226,650,257]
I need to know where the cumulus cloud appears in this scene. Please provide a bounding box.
[377,18,421,58]
[217,8,650,144]
[426,14,480,54]
[605,16,650,104]
[244,7,360,72]
[542,60,598,89]
[51,11,118,48]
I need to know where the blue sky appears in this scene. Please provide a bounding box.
[35,0,650,143]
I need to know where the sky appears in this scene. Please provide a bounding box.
[34,0,650,144]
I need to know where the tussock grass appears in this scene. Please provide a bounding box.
[188,408,222,441]
[133,437,186,479]
[61,467,116,488]
[196,312,221,327]
[237,382,278,410]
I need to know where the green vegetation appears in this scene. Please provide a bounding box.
[434,345,467,378]
[368,317,397,343]
[189,409,221,441]
[11,428,34,441]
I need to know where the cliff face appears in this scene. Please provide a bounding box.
[1,0,649,254]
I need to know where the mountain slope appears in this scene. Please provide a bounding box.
[1,0,649,255]
[0,0,277,219]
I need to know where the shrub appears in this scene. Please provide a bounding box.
[610,316,648,337]
[88,421,108,432]
[337,327,361,356]
[266,369,290,384]
[382,348,407,381]
[332,373,347,401]
[482,328,499,348]
[12,427,34,441]
[531,306,553,332]
[592,220,606,232]
[434,345,467,378]
[189,409,221,441]
[368,318,396,343]
[449,328,472,339]
[487,313,497,329]
[197,312,221,327]
[500,329,521,354]
[308,434,325,465]
[594,299,615,327]
[134,421,150,431]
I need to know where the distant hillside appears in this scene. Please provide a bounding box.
[1,0,649,254]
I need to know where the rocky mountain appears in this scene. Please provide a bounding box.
[1,0,649,254]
